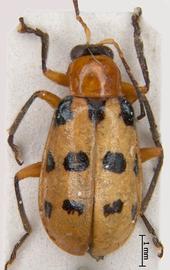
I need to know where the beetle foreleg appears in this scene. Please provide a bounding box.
[8,91,60,165]
[18,17,48,72]
[4,162,41,270]
[140,214,163,258]
[18,17,69,86]
[44,69,69,86]
[132,7,150,92]
[121,81,147,103]
[97,38,145,120]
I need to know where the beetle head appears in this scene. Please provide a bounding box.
[68,1,122,98]
[70,44,114,60]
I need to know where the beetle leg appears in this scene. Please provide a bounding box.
[97,38,145,120]
[141,149,163,213]
[44,69,69,86]
[4,162,41,270]
[18,17,48,72]
[140,214,163,258]
[18,17,69,86]
[131,8,164,215]
[132,10,164,255]
[141,148,163,216]
[140,147,162,163]
[121,81,147,103]
[131,8,164,213]
[132,7,150,92]
[8,90,61,165]
[140,147,163,212]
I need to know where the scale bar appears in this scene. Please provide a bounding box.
[139,234,146,267]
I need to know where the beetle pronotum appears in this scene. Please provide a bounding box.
[5,0,163,269]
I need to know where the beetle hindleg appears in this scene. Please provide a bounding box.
[18,17,69,86]
[4,162,41,270]
[121,81,147,103]
[140,214,163,258]
[8,90,60,165]
[140,147,162,163]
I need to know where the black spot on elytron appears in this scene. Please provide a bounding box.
[46,151,55,172]
[131,203,138,221]
[56,96,73,125]
[44,200,53,218]
[103,151,126,173]
[104,199,124,217]
[62,199,84,216]
[87,99,106,124]
[134,154,139,176]
[63,151,89,172]
[119,97,134,126]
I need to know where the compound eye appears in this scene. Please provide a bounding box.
[70,44,114,60]
[70,45,88,60]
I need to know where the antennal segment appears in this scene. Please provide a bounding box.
[73,0,91,44]
[73,0,80,16]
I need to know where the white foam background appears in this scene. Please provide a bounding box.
[3,9,162,270]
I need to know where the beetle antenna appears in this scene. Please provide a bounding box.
[73,0,91,44]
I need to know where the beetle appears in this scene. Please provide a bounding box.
[5,0,164,269]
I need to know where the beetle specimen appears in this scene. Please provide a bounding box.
[5,0,163,269]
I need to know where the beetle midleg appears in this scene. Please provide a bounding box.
[140,214,163,258]
[140,143,163,223]
[141,147,163,213]
[18,17,69,86]
[121,81,148,103]
[4,162,41,270]
[8,90,60,165]
[140,147,162,163]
